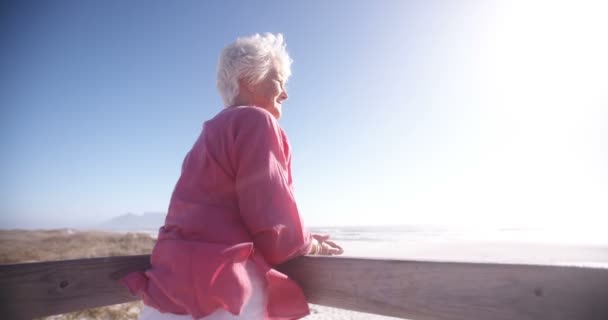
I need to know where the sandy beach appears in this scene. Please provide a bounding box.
[338,239,608,267]
[307,304,401,319]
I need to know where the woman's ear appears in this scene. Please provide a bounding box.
[238,78,255,94]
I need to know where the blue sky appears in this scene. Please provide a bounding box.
[2,0,607,229]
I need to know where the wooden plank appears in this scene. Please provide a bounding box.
[278,257,608,320]
[1,256,607,320]
[0,255,150,320]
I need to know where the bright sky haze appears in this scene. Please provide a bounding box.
[2,0,607,229]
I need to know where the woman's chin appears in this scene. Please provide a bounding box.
[271,105,282,119]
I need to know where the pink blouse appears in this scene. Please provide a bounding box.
[120,106,314,319]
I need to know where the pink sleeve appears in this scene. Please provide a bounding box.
[232,108,312,266]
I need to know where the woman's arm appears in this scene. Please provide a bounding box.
[232,108,313,265]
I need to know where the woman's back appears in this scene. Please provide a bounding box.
[122,106,313,319]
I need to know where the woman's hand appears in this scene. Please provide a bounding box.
[309,234,344,256]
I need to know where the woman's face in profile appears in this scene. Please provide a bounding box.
[250,65,289,119]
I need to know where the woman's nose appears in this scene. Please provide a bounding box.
[280,89,288,101]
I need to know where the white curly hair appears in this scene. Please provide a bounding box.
[217,33,293,107]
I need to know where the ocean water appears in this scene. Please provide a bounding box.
[309,225,608,246]
[311,225,608,267]
[136,224,608,267]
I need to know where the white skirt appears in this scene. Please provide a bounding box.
[138,261,267,320]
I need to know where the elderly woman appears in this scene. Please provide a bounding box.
[121,33,343,320]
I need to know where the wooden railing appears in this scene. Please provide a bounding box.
[1,256,607,319]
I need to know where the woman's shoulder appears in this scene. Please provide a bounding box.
[214,106,279,130]
[225,105,275,120]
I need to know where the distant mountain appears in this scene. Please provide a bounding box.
[98,212,165,231]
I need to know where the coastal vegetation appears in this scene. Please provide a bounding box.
[1,229,155,320]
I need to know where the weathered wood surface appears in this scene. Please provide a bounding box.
[278,257,608,320]
[0,255,150,319]
[1,255,608,320]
